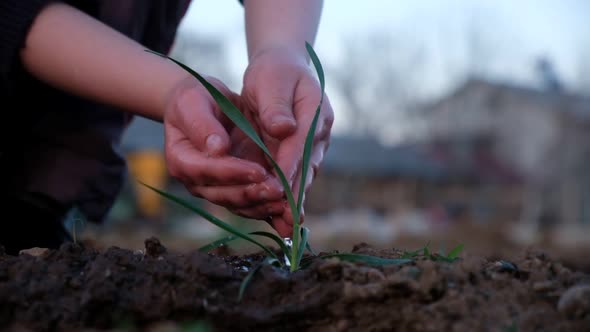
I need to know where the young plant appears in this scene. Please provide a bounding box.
[142,42,412,282]
[402,241,464,263]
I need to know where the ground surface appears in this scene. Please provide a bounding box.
[1,238,589,332]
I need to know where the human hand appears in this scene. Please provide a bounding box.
[162,76,285,216]
[240,47,334,237]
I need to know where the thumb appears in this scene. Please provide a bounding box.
[176,87,230,156]
[253,77,297,139]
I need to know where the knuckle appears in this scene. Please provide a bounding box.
[261,98,292,116]
[187,186,204,199]
[164,150,182,180]
[323,107,335,128]
[311,163,319,180]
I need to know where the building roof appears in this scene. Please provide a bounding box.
[320,134,524,184]
[320,135,458,181]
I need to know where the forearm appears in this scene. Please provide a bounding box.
[20,2,189,121]
[244,0,323,62]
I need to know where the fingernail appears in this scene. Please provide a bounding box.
[248,171,265,182]
[206,134,223,153]
[272,114,296,127]
[259,189,269,200]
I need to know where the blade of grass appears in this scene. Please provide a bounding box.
[402,241,430,258]
[296,43,325,213]
[250,231,289,255]
[295,227,310,267]
[198,231,290,256]
[320,253,413,266]
[401,249,420,259]
[141,181,278,260]
[198,235,238,252]
[238,257,280,301]
[179,321,211,332]
[289,42,326,271]
[305,241,317,256]
[238,264,263,302]
[447,243,464,260]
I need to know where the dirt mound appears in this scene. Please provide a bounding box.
[1,238,588,331]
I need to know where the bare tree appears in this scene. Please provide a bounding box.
[464,10,498,78]
[328,33,428,142]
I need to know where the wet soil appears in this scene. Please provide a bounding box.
[1,238,589,332]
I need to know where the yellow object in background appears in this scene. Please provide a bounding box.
[126,149,168,219]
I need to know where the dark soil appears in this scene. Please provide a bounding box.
[1,238,589,332]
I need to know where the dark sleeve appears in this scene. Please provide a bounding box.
[0,0,55,89]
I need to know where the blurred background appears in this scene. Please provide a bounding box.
[79,0,590,264]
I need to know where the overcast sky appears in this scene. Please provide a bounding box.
[175,0,589,137]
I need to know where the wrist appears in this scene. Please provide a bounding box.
[244,0,323,65]
[248,44,310,67]
[160,73,197,120]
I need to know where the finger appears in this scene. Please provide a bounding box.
[313,96,335,143]
[229,126,269,168]
[269,217,295,238]
[292,140,326,202]
[175,86,231,156]
[206,77,243,130]
[167,137,268,185]
[283,206,305,226]
[280,164,309,227]
[307,140,327,186]
[190,179,284,208]
[231,201,286,220]
[282,142,324,226]
[270,74,329,187]
[249,70,297,139]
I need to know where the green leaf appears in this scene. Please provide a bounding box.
[198,235,238,252]
[402,242,431,259]
[320,253,413,266]
[305,241,317,256]
[238,257,280,301]
[447,243,464,260]
[290,42,326,271]
[402,248,424,259]
[140,182,278,260]
[238,264,262,302]
[306,41,326,95]
[297,42,325,214]
[180,321,211,332]
[249,231,289,255]
[295,227,310,267]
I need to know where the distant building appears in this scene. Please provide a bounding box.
[308,77,590,230]
[306,134,522,224]
[423,77,590,226]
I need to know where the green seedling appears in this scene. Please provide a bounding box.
[179,320,212,332]
[143,42,413,300]
[402,241,464,263]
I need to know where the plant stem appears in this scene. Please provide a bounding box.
[290,218,300,272]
